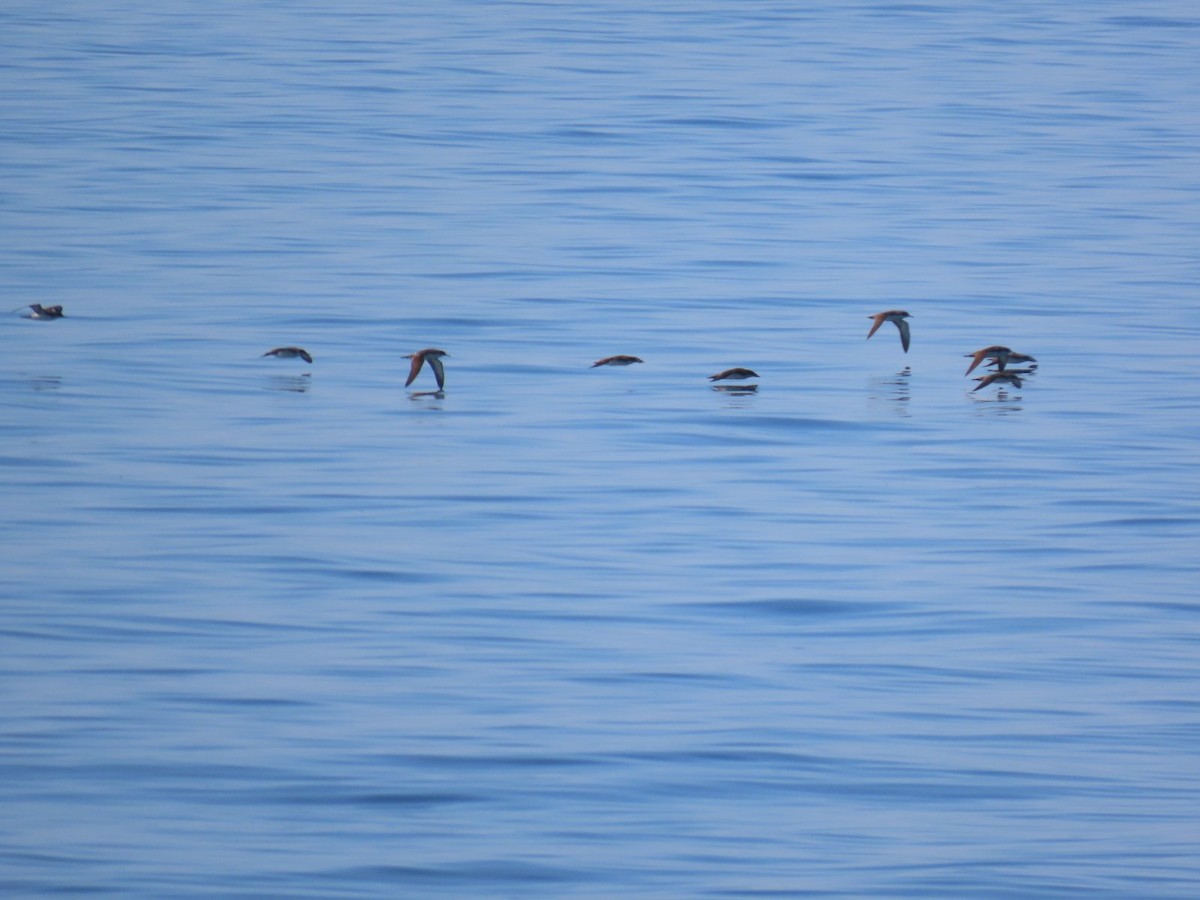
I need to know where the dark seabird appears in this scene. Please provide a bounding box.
[405,348,449,389]
[591,355,644,368]
[866,310,912,352]
[262,347,313,363]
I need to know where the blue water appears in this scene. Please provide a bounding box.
[3,2,1200,897]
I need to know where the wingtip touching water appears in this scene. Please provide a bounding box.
[404,348,449,389]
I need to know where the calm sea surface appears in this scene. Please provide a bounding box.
[3,2,1200,897]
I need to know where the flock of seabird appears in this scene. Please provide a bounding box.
[865,308,1037,392]
[961,344,1038,391]
[14,304,1036,395]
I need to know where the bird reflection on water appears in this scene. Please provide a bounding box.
[867,366,911,417]
[263,373,311,394]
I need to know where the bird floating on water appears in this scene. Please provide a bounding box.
[262,347,313,363]
[404,348,449,389]
[866,310,911,353]
[591,355,644,368]
[14,304,65,320]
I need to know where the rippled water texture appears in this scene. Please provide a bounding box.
[3,2,1199,897]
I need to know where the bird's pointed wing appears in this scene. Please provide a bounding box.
[405,354,425,387]
[964,352,985,375]
[428,354,445,389]
[895,318,911,353]
[866,315,885,339]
